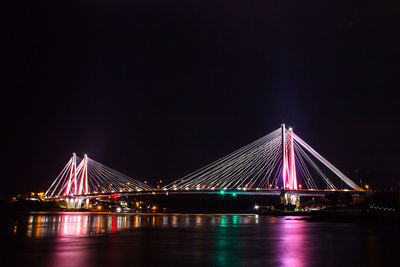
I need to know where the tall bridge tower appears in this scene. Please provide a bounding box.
[281,124,300,206]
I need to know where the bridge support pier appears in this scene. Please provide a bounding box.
[65,198,76,209]
[65,197,89,209]
[280,191,300,207]
[76,199,82,209]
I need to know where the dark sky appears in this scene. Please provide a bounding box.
[5,1,400,197]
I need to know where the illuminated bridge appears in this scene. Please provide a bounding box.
[45,124,363,208]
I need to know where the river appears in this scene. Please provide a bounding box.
[4,212,398,266]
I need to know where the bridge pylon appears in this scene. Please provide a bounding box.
[65,153,77,196]
[281,124,298,190]
[45,153,154,203]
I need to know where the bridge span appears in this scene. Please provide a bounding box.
[44,125,365,209]
[47,188,362,200]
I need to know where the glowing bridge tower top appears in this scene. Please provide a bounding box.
[65,153,77,195]
[288,127,298,190]
[282,124,298,190]
[281,124,289,189]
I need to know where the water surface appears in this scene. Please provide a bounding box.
[4,212,398,266]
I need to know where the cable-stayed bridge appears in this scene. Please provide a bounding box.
[45,124,363,208]
[46,154,153,197]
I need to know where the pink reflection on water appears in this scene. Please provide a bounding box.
[60,214,90,237]
[22,212,205,239]
[23,212,140,238]
[49,235,90,267]
[275,217,310,267]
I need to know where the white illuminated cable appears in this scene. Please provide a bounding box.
[257,142,282,188]
[54,155,83,197]
[87,157,153,190]
[294,149,313,189]
[163,129,281,189]
[231,137,280,187]
[250,138,282,188]
[46,157,72,196]
[168,130,282,190]
[295,142,336,189]
[293,134,360,190]
[197,130,278,189]
[230,141,277,188]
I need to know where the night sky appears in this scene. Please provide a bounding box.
[5,1,400,197]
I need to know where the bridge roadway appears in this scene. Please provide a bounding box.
[46,189,364,200]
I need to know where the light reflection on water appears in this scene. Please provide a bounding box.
[19,212,259,238]
[7,212,398,267]
[277,217,308,267]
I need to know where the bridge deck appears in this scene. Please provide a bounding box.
[46,189,364,200]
